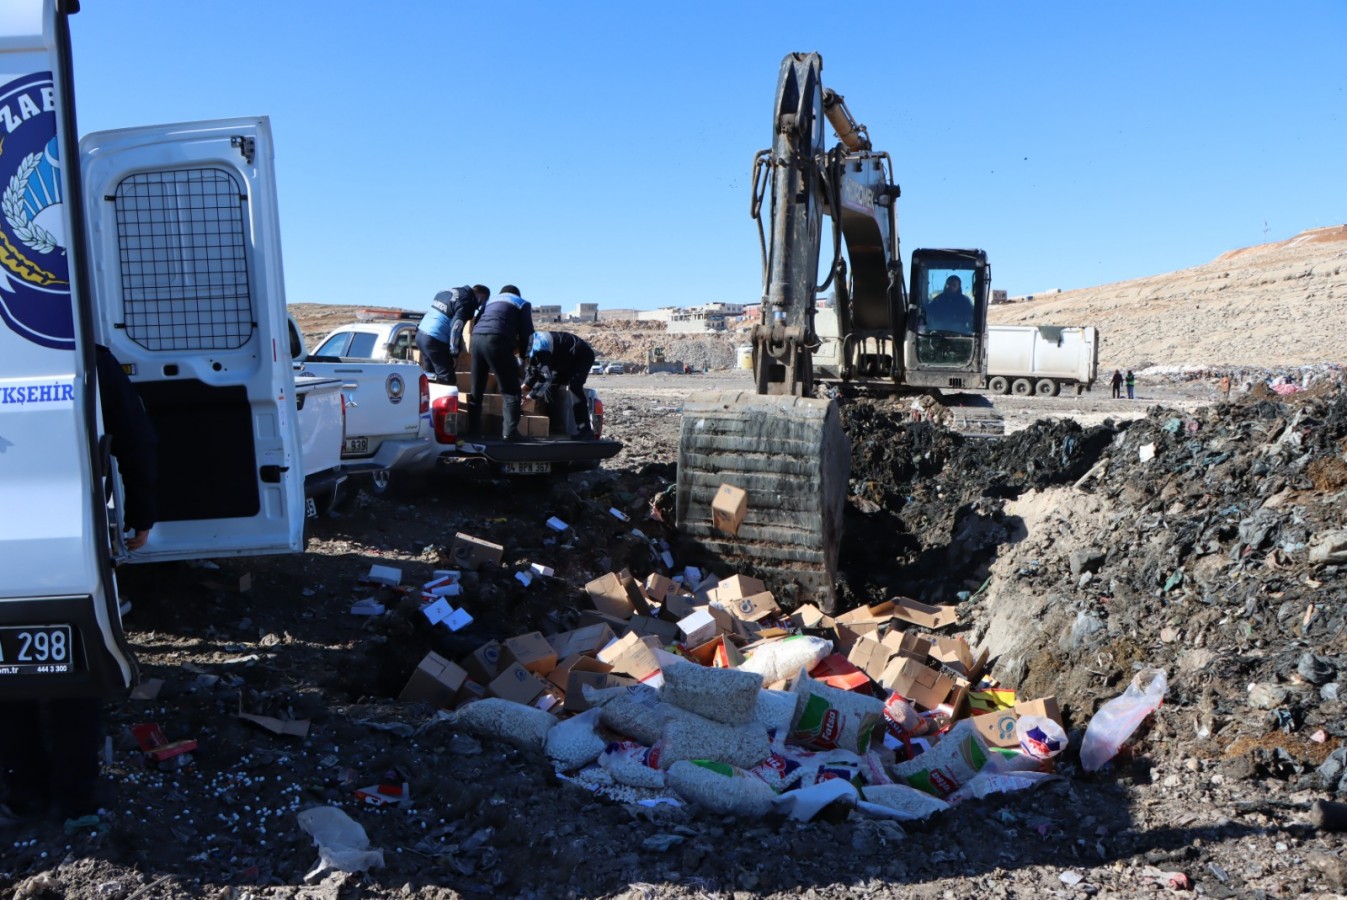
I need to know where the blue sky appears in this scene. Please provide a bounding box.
[67,1,1346,312]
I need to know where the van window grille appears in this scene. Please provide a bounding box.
[114,168,253,351]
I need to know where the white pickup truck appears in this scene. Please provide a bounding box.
[313,315,622,477]
[290,318,436,493]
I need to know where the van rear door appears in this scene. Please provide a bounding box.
[79,118,304,560]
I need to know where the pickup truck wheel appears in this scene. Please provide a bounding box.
[1011,378,1033,396]
[987,375,1010,395]
[1035,378,1060,397]
[364,469,427,499]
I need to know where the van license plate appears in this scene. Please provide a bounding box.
[503,461,551,475]
[342,436,369,456]
[0,625,75,675]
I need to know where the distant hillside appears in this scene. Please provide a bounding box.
[988,225,1347,369]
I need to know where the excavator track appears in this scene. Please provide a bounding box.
[676,391,850,613]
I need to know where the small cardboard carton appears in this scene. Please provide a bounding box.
[643,573,674,604]
[970,708,1021,749]
[836,600,896,626]
[830,622,868,653]
[398,652,468,708]
[460,641,503,685]
[617,570,654,617]
[548,654,612,691]
[881,657,955,711]
[521,395,546,416]
[488,662,548,705]
[882,630,933,662]
[548,624,617,660]
[929,636,978,676]
[709,574,767,603]
[451,533,504,570]
[677,608,719,648]
[480,394,504,416]
[575,609,632,633]
[726,591,780,623]
[453,679,487,709]
[711,483,748,536]
[584,572,636,620]
[625,615,682,645]
[846,637,893,683]
[660,592,699,622]
[1014,695,1063,729]
[519,415,550,437]
[501,631,558,676]
[791,604,835,630]
[597,633,662,681]
[564,670,637,712]
[891,596,958,630]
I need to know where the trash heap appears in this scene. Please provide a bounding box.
[385,535,1164,824]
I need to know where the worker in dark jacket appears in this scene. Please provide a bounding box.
[468,285,534,439]
[0,346,158,827]
[416,284,489,383]
[525,331,597,439]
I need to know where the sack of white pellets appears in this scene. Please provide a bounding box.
[544,707,607,771]
[597,741,667,789]
[654,714,771,770]
[754,688,799,740]
[451,698,555,750]
[597,693,698,746]
[660,661,761,725]
[666,760,777,817]
[790,674,885,753]
[890,719,990,798]
[739,635,833,686]
[749,745,863,792]
[859,783,951,821]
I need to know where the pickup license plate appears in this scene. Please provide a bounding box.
[0,625,75,675]
[503,461,552,475]
[342,436,369,456]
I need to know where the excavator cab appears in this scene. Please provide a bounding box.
[905,248,990,389]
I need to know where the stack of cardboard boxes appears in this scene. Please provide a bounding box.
[448,357,551,438]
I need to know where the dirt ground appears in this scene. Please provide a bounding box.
[5,371,1347,900]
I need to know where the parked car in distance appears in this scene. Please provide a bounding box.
[603,362,625,375]
[590,363,604,375]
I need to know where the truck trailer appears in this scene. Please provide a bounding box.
[984,325,1099,397]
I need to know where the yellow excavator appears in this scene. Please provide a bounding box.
[676,52,997,611]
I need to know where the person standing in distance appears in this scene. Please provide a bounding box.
[1125,369,1136,400]
[0,346,158,826]
[468,285,534,440]
[415,284,489,384]
[524,331,597,439]
[1110,369,1123,399]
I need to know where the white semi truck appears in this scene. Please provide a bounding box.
[983,325,1099,397]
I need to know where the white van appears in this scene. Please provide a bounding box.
[0,1,305,697]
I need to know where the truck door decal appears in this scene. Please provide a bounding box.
[112,168,252,351]
[0,72,74,350]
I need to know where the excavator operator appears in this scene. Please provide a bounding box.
[923,275,975,334]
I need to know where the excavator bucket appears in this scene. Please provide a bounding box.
[676,392,850,613]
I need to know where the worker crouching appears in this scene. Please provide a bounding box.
[525,331,597,440]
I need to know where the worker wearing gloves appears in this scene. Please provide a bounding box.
[416,284,489,383]
[524,331,597,440]
[468,285,533,440]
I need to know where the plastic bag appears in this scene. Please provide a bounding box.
[1080,667,1168,771]
[1016,715,1067,761]
[297,806,384,881]
[739,636,832,686]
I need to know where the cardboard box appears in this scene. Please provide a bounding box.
[791,604,835,630]
[677,609,718,648]
[831,622,868,653]
[398,652,468,708]
[460,640,502,684]
[575,609,632,634]
[453,679,486,709]
[585,572,636,620]
[1015,695,1063,728]
[881,657,954,711]
[452,533,504,570]
[548,624,617,660]
[644,573,674,604]
[929,636,977,675]
[487,662,548,705]
[480,393,504,416]
[882,630,933,661]
[564,670,637,712]
[548,654,612,691]
[726,590,780,623]
[625,615,682,645]
[519,415,550,437]
[891,596,958,630]
[521,395,546,415]
[818,670,872,693]
[971,708,1021,748]
[598,633,662,681]
[617,570,654,617]
[660,592,699,622]
[711,483,748,536]
[836,600,896,627]
[501,631,558,676]
[709,574,767,602]
[847,637,893,683]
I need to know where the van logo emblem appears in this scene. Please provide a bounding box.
[0,72,73,350]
